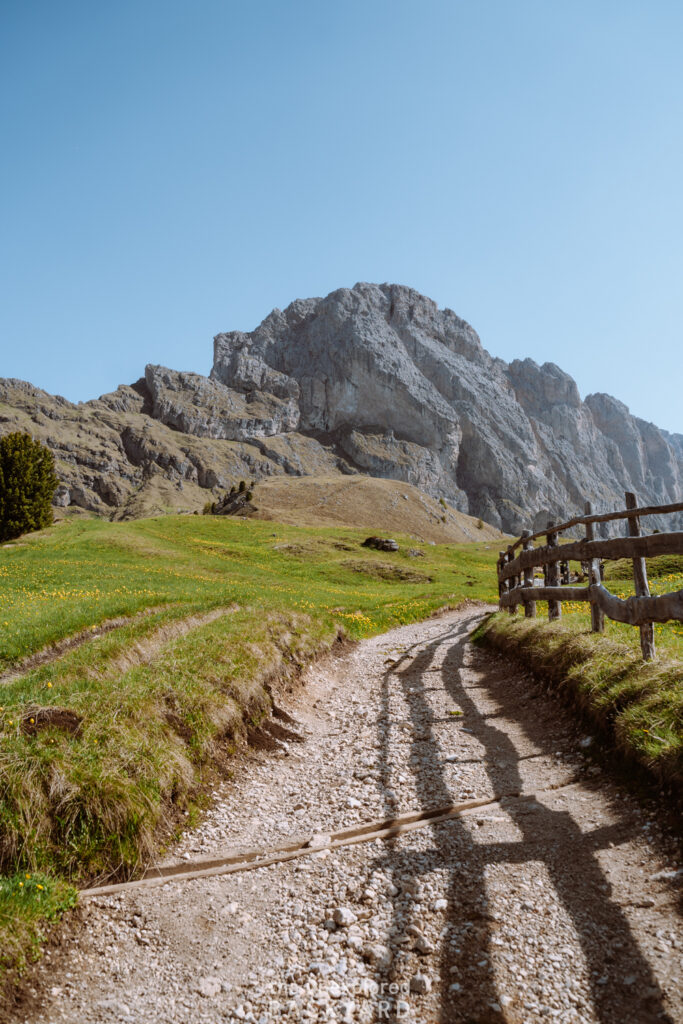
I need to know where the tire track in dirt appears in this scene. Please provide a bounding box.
[0,605,237,685]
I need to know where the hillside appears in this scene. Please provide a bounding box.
[251,475,504,542]
[1,282,681,532]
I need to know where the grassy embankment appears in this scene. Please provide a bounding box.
[0,514,499,982]
[474,554,683,792]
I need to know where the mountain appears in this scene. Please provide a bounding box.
[1,282,681,534]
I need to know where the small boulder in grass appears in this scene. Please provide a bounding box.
[362,537,399,552]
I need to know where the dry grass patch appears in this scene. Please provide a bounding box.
[252,474,506,543]
[342,559,432,584]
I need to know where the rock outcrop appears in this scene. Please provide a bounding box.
[1,282,681,532]
[144,365,300,439]
[0,377,344,520]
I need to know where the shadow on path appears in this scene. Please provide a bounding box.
[368,611,673,1024]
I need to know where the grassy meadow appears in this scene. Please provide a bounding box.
[0,513,499,984]
[0,513,500,668]
[531,553,683,658]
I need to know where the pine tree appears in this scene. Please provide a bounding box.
[0,433,59,541]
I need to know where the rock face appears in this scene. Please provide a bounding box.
[144,365,299,439]
[0,377,347,521]
[212,283,682,532]
[1,282,681,532]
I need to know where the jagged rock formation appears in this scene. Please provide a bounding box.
[211,283,682,532]
[0,375,348,520]
[144,364,300,439]
[1,282,681,532]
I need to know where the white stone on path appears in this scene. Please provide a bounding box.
[196,976,222,997]
[333,907,357,927]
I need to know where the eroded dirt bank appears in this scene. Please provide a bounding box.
[7,608,681,1024]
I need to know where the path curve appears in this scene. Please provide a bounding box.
[9,608,681,1024]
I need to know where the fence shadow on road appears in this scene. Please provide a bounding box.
[367,611,673,1024]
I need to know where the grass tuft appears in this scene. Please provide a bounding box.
[0,872,77,981]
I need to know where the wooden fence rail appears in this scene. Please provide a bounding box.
[496,492,683,660]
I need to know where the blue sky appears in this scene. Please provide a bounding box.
[1,0,681,432]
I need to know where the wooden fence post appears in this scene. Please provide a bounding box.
[625,492,655,660]
[505,551,516,614]
[584,501,605,633]
[498,551,505,610]
[546,520,561,620]
[522,530,536,618]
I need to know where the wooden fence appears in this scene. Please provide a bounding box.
[496,493,683,660]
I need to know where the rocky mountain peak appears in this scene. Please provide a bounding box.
[1,283,680,532]
[210,282,681,532]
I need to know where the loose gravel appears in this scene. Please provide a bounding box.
[8,607,682,1024]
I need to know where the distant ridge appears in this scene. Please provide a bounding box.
[1,282,681,532]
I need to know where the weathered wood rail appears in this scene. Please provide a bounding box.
[497,494,683,660]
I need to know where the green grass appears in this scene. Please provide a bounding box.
[516,551,683,655]
[557,554,683,656]
[474,603,683,794]
[604,552,683,584]
[0,516,498,668]
[477,548,682,794]
[0,872,77,977]
[0,514,499,988]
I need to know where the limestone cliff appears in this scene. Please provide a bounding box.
[211,283,682,532]
[0,282,680,532]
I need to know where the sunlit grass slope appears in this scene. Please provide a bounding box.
[0,515,499,669]
[0,514,499,987]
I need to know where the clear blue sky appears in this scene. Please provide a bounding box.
[1,0,681,432]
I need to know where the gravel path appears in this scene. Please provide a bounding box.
[10,607,682,1024]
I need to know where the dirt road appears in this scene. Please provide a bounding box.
[9,607,681,1023]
